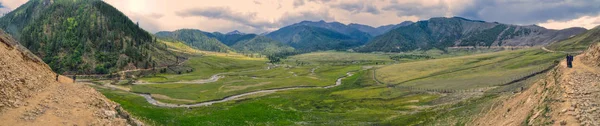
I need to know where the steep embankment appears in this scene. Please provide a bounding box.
[473,44,600,125]
[0,31,141,125]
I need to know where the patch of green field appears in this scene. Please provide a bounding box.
[377,48,562,90]
[139,56,267,83]
[132,65,360,103]
[287,48,506,66]
[287,51,394,64]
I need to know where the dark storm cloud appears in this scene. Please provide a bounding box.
[365,4,381,15]
[176,6,333,32]
[293,0,305,8]
[176,7,272,30]
[279,10,334,26]
[457,0,600,24]
[334,2,381,15]
[382,1,448,18]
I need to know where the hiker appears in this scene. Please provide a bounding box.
[56,74,59,81]
[72,75,76,83]
[566,55,573,68]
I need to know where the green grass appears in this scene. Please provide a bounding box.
[377,48,563,90]
[139,56,267,83]
[286,48,505,65]
[287,51,394,64]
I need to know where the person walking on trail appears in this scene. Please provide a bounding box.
[72,75,76,83]
[566,55,574,68]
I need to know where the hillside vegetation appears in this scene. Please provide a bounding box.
[155,29,232,53]
[548,26,600,52]
[0,0,177,74]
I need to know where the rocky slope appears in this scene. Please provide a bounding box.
[583,42,600,67]
[0,30,141,125]
[359,17,586,52]
[472,44,600,125]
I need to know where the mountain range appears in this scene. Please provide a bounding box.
[156,29,294,55]
[358,17,586,52]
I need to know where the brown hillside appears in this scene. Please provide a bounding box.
[0,30,142,125]
[583,42,600,67]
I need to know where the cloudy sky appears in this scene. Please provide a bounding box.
[1,0,600,34]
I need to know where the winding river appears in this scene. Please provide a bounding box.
[138,72,353,107]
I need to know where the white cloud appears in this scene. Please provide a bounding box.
[538,14,600,30]
[1,0,599,33]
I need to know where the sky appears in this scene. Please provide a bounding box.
[1,0,600,34]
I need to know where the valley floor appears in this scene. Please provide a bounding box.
[88,48,573,125]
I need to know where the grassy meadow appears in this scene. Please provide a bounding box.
[376,48,563,90]
[99,70,487,125]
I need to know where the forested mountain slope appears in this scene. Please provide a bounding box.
[155,29,233,53]
[0,0,177,74]
[266,24,364,52]
[230,35,295,55]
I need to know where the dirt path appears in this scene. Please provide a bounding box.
[542,46,583,54]
[552,55,600,125]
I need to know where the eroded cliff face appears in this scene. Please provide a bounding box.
[583,42,600,67]
[0,30,142,125]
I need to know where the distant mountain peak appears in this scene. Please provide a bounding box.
[226,30,245,35]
